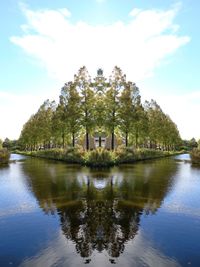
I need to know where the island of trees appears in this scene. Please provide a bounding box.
[15,66,185,166]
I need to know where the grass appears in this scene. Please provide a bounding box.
[115,147,178,164]
[0,149,10,164]
[18,148,84,164]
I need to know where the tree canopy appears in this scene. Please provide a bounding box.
[19,66,181,151]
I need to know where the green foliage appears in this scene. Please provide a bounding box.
[19,100,56,150]
[59,82,82,147]
[198,139,200,149]
[19,146,181,167]
[19,66,182,161]
[22,148,83,164]
[144,100,181,150]
[83,148,116,167]
[118,82,141,146]
[190,148,200,164]
[1,138,19,151]
[181,138,198,151]
[0,148,10,164]
[116,147,173,164]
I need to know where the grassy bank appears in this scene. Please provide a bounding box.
[17,148,84,164]
[17,147,183,167]
[0,149,10,165]
[190,148,200,165]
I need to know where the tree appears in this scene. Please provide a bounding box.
[19,100,55,150]
[74,67,95,150]
[144,100,181,150]
[52,98,70,149]
[19,66,182,152]
[60,82,81,147]
[105,67,126,150]
[3,138,12,150]
[118,82,141,147]
[131,103,149,148]
[35,100,56,149]
[93,69,107,147]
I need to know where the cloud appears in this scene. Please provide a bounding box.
[4,3,193,140]
[10,3,189,83]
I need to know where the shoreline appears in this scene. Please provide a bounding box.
[15,149,185,168]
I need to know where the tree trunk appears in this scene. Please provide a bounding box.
[62,133,65,148]
[86,132,89,150]
[99,136,102,147]
[72,132,75,147]
[135,132,138,148]
[111,131,114,150]
[125,132,128,147]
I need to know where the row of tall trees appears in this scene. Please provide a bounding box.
[19,66,181,151]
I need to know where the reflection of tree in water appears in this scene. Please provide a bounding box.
[58,179,141,259]
[23,158,177,261]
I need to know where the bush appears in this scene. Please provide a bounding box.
[0,149,10,164]
[190,148,200,164]
[24,148,83,164]
[83,148,116,167]
[18,147,180,167]
[116,147,169,163]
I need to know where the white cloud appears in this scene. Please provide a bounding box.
[129,8,142,17]
[10,3,189,83]
[4,3,193,140]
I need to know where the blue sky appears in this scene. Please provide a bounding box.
[0,0,200,140]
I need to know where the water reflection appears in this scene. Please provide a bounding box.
[22,158,177,261]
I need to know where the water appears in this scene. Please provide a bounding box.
[0,154,200,267]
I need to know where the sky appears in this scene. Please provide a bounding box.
[0,0,200,140]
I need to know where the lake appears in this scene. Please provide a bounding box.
[0,154,200,267]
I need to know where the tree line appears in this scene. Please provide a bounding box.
[19,66,181,151]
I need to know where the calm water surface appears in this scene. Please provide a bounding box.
[0,154,200,267]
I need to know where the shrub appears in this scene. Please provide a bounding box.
[116,147,168,163]
[18,146,179,166]
[83,148,116,167]
[190,148,200,164]
[0,149,10,164]
[27,148,83,164]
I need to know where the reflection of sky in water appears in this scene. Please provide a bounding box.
[9,153,27,161]
[19,229,181,267]
[174,153,191,161]
[163,160,200,213]
[0,162,38,217]
[93,178,107,189]
[77,172,124,189]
